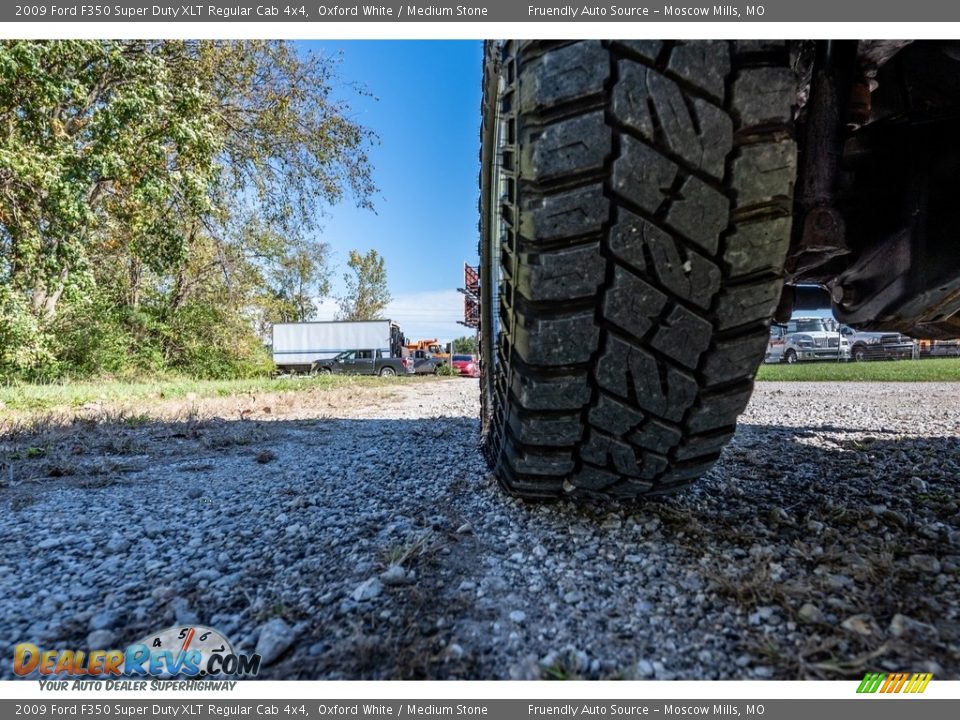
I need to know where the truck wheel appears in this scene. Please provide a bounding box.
[314,365,332,376]
[379,366,397,377]
[852,344,867,362]
[784,349,798,364]
[479,41,797,499]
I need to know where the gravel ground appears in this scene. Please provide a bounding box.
[1,378,958,680]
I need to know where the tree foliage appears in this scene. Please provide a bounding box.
[453,335,477,354]
[0,40,376,380]
[336,249,391,321]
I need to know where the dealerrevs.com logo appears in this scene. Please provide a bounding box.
[14,625,260,678]
[857,673,933,694]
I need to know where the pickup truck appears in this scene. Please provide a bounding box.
[407,349,446,375]
[312,349,412,377]
[767,317,850,363]
[839,325,916,361]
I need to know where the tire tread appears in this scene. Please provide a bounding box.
[481,40,797,499]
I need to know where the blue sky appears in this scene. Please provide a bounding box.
[300,40,483,341]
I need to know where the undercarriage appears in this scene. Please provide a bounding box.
[785,40,960,339]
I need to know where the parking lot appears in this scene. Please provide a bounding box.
[1,378,957,679]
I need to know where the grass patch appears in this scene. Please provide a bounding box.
[756,357,960,382]
[0,373,413,414]
[379,531,439,568]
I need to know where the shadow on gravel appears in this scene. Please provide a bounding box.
[0,412,488,680]
[659,422,960,680]
[0,412,957,680]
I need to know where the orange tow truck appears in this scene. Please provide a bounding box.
[403,339,450,361]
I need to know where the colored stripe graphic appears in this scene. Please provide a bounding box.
[857,673,886,693]
[907,673,933,693]
[857,672,932,694]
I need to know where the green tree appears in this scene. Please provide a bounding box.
[336,249,391,321]
[0,40,375,380]
[265,238,332,323]
[453,335,477,354]
[244,222,333,330]
[0,40,219,319]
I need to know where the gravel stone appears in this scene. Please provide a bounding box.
[889,614,939,640]
[798,603,824,624]
[909,554,942,573]
[105,534,129,553]
[88,610,119,631]
[86,630,115,648]
[352,578,384,602]
[170,597,199,625]
[379,565,413,587]
[254,618,297,666]
[842,614,876,636]
[1,379,957,680]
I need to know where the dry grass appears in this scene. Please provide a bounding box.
[0,379,411,503]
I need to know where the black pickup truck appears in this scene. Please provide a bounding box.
[408,349,446,375]
[312,349,411,377]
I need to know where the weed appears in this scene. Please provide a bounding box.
[380,531,438,568]
[539,651,586,680]
[101,436,146,456]
[10,495,37,511]
[79,476,117,489]
[917,490,953,504]
[201,426,265,450]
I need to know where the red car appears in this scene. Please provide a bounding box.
[450,354,480,378]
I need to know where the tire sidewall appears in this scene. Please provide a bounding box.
[478,41,505,444]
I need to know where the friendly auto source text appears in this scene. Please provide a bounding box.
[529,706,762,717]
[528,5,762,16]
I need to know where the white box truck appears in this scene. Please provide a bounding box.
[271,320,405,372]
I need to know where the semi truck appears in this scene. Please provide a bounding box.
[271,320,405,373]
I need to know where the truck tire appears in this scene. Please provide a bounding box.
[479,40,797,499]
[379,366,397,377]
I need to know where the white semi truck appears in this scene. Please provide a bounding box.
[271,320,405,373]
